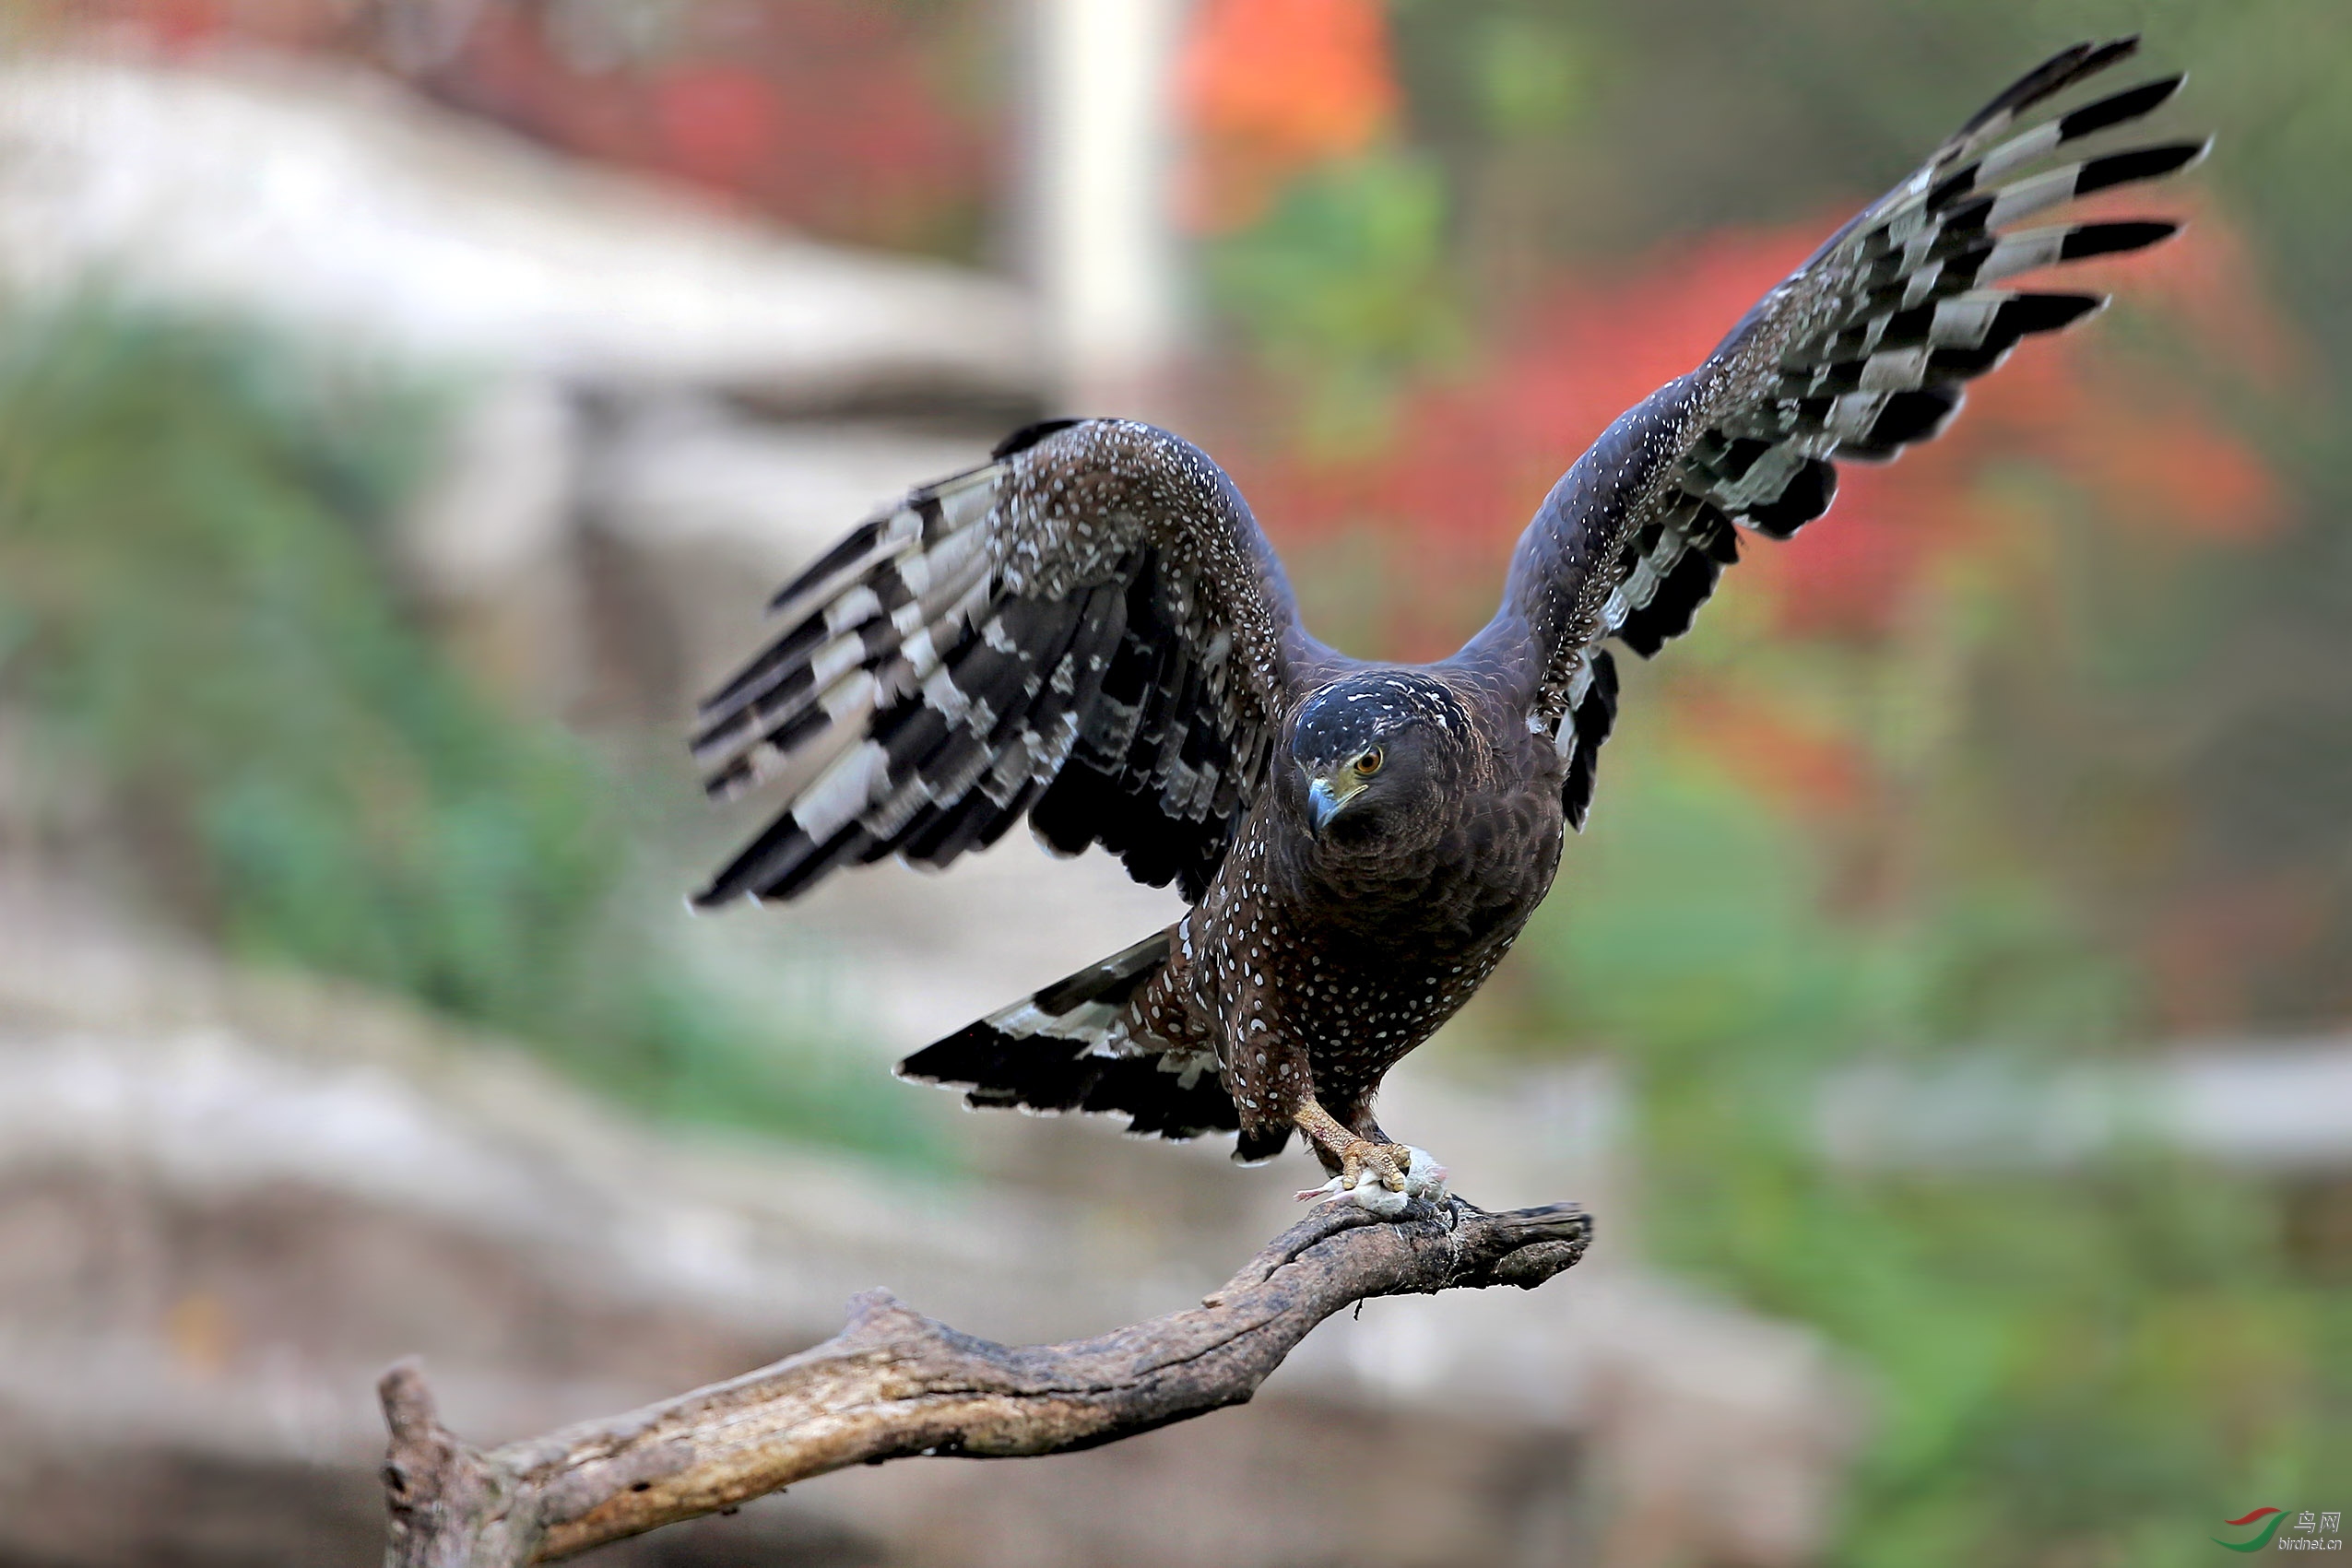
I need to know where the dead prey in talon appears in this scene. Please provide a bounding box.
[688,40,2199,1219]
[1294,1149,1452,1218]
[1287,1094,1450,1214]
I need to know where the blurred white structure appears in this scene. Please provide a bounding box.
[0,50,1040,715]
[1029,0,1188,410]
[0,53,1036,402]
[1819,1043,2352,1171]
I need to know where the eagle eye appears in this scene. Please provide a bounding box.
[1353,748,1383,777]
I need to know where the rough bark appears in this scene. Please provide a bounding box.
[378,1195,1592,1566]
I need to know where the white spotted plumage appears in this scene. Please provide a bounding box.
[701,39,2196,1175]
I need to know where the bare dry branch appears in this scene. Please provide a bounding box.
[377,1195,1591,1567]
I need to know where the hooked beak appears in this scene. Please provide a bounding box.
[1306,772,1365,835]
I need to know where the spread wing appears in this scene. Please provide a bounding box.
[1476,36,2201,827]
[691,419,1321,906]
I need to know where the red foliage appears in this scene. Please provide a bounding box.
[444,3,991,249]
[136,0,225,52]
[1663,689,1870,821]
[71,0,997,252]
[1218,215,2285,827]
[1178,0,1398,230]
[651,63,783,194]
[1239,218,2282,648]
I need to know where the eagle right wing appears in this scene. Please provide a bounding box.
[691,419,1325,906]
[1475,36,2201,827]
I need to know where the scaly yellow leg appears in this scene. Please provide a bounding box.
[1293,1096,1407,1192]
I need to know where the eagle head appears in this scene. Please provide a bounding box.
[1285,673,1474,846]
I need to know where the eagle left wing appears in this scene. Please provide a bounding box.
[1477,36,2201,827]
[691,419,1323,906]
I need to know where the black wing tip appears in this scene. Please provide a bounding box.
[1961,36,2142,139]
[1559,648,1619,829]
[693,817,858,910]
[2059,72,2187,142]
[2062,219,2181,264]
[2008,290,2110,334]
[691,859,774,909]
[1874,385,1966,443]
[1745,456,1838,541]
[895,1025,993,1086]
[1616,546,1727,655]
[762,514,886,612]
[691,844,761,907]
[1836,385,1969,463]
[2077,138,2211,197]
[2080,34,2145,77]
[692,818,848,906]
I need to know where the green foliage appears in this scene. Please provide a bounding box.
[1521,689,2348,1565]
[0,301,938,1165]
[1203,151,1462,449]
[1471,14,1586,139]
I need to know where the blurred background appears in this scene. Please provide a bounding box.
[0,1,2343,1564]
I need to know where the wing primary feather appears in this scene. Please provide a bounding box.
[695,498,992,755]
[2058,72,2186,141]
[872,578,1129,861]
[1952,37,2139,150]
[1488,35,2194,831]
[1561,650,1619,829]
[693,560,991,784]
[1931,73,2186,211]
[896,596,1089,867]
[757,513,892,619]
[1976,139,2207,230]
[697,421,1305,908]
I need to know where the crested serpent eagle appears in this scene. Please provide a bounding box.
[691,40,2201,1212]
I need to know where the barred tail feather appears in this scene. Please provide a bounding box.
[896,930,1239,1141]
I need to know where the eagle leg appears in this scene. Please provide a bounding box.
[1293,1097,1404,1188]
[1291,1098,1450,1215]
[1348,1115,1416,1188]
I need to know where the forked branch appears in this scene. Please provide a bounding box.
[378,1196,1592,1567]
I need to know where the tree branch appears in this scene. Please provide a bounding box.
[377,1196,1592,1567]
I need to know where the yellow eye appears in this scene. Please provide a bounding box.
[1353,748,1383,776]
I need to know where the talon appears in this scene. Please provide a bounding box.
[1340,1138,1405,1193]
[1289,1100,1438,1217]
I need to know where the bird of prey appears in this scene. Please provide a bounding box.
[691,39,2200,1211]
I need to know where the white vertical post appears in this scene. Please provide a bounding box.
[1030,0,1187,415]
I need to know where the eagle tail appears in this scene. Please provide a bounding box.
[896,929,1240,1141]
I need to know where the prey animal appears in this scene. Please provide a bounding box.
[691,39,2199,1211]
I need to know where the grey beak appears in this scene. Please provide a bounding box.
[1308,777,1344,834]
